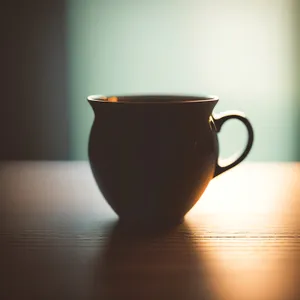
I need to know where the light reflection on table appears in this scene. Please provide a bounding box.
[186,163,300,300]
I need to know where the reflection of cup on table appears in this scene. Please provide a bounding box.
[88,94,254,227]
[94,222,213,300]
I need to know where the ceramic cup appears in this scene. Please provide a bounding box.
[88,95,254,227]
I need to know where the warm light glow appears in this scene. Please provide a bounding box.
[107,97,118,102]
[185,163,299,300]
[188,163,297,227]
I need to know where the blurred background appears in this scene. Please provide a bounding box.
[1,0,299,161]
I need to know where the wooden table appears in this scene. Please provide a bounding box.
[0,162,299,300]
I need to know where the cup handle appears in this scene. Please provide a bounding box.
[212,111,254,177]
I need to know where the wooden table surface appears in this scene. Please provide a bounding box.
[0,162,299,300]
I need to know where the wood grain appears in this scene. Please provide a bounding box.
[0,162,299,300]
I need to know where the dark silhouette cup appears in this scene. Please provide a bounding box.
[88,95,254,228]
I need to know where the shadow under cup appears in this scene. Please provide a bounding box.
[93,222,212,300]
[87,94,253,228]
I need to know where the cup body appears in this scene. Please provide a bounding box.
[88,95,219,226]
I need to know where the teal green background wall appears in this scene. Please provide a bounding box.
[67,0,299,161]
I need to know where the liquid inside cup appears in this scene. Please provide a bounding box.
[88,94,218,103]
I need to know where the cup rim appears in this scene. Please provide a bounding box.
[87,94,219,104]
